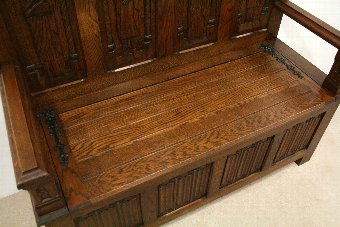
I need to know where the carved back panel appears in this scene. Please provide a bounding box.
[1,0,275,93]
[1,0,86,93]
[96,0,156,71]
[234,0,271,36]
[173,0,221,51]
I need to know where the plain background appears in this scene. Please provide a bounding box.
[0,0,339,226]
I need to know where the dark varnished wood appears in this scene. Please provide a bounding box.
[96,0,156,71]
[0,1,339,226]
[0,65,67,217]
[0,14,16,65]
[47,51,333,211]
[34,32,270,112]
[233,0,271,37]
[0,0,87,93]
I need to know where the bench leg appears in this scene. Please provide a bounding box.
[295,103,338,166]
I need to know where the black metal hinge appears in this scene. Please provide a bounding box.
[37,109,69,167]
[260,44,303,79]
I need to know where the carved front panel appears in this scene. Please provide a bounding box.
[96,0,155,71]
[158,164,211,216]
[234,0,271,36]
[2,0,87,92]
[220,137,272,187]
[274,114,324,163]
[174,0,221,51]
[29,181,65,216]
[76,195,143,227]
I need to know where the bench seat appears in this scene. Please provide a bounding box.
[54,44,333,210]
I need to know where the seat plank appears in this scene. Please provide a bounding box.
[67,70,294,159]
[76,81,310,179]
[64,60,284,144]
[60,52,272,127]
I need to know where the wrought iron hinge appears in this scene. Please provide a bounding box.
[68,53,80,62]
[261,0,270,14]
[37,109,69,167]
[144,34,152,44]
[260,44,303,79]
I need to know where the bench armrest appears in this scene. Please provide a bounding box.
[274,0,340,96]
[1,65,67,218]
[275,0,340,49]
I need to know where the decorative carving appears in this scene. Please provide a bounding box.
[260,44,303,78]
[158,164,211,216]
[38,109,69,167]
[76,195,143,227]
[36,186,52,202]
[5,0,86,92]
[274,114,324,163]
[29,181,65,216]
[174,0,220,51]
[220,137,272,187]
[96,0,155,71]
[24,0,52,18]
[234,0,271,36]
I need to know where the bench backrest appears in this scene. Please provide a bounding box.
[0,0,273,94]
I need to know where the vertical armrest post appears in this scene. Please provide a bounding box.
[323,50,340,96]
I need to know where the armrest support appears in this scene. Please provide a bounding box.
[1,65,48,187]
[274,0,340,96]
[1,65,67,218]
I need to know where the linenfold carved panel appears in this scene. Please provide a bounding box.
[234,0,271,36]
[174,0,221,51]
[96,0,155,71]
[220,137,272,187]
[158,164,211,216]
[76,195,143,227]
[3,0,87,92]
[274,114,324,163]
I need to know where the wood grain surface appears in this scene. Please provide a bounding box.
[43,50,334,209]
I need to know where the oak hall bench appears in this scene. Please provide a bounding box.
[1,0,339,226]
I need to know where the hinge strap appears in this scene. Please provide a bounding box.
[37,109,69,167]
[260,44,303,79]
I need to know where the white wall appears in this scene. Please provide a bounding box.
[0,94,18,198]
[0,0,339,199]
[278,0,340,73]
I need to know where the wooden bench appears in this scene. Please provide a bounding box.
[1,0,339,226]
